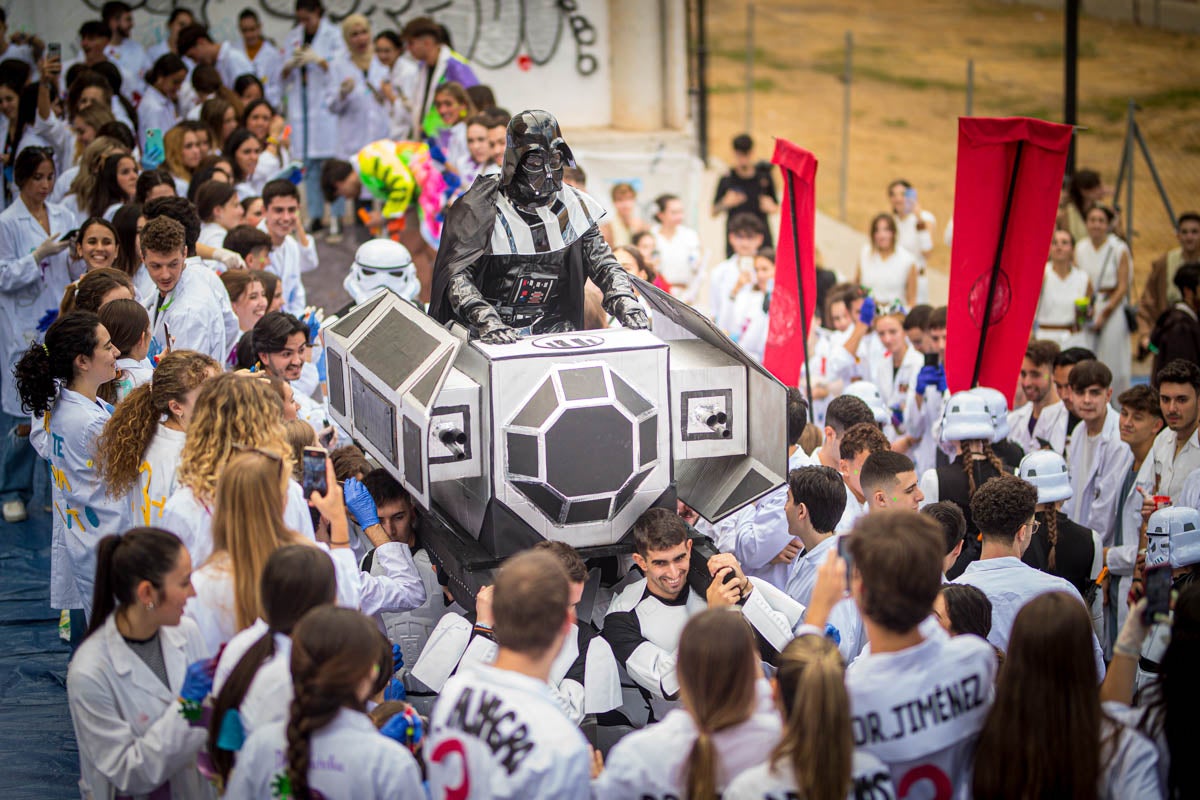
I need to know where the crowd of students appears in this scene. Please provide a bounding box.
[1,2,1198,798]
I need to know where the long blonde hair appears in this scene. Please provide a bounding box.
[176,373,290,505]
[771,635,854,800]
[677,610,761,800]
[210,450,301,630]
[163,125,196,181]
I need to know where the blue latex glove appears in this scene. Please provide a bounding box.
[315,344,328,382]
[180,658,215,703]
[858,295,876,326]
[391,643,404,674]
[379,706,423,752]
[36,308,59,333]
[343,477,379,528]
[305,309,322,344]
[384,676,406,702]
[425,139,447,164]
[915,364,946,395]
[890,403,904,428]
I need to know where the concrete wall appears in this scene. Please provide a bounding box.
[4,0,691,131]
[1017,0,1200,34]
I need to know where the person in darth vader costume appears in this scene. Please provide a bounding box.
[428,110,649,342]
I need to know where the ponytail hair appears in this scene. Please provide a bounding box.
[97,298,149,356]
[208,545,336,784]
[771,634,853,800]
[87,527,184,638]
[14,311,101,417]
[96,350,220,500]
[60,266,135,315]
[677,609,760,800]
[286,607,385,799]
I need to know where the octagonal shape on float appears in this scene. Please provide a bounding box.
[503,362,659,525]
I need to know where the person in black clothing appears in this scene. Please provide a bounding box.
[1017,450,1100,601]
[1149,262,1200,384]
[711,133,778,257]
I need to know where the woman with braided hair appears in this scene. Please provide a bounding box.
[224,606,423,799]
[96,350,220,529]
[59,265,134,314]
[1019,450,1105,630]
[917,391,1009,578]
[594,609,780,799]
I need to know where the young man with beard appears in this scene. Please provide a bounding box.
[1007,339,1069,455]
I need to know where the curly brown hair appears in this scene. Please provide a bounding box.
[970,473,1038,543]
[96,350,220,501]
[175,372,290,505]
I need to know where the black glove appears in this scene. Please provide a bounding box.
[611,296,650,330]
[469,309,519,344]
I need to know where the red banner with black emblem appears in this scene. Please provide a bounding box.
[945,117,1073,405]
[763,139,818,389]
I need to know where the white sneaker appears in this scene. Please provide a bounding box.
[2,499,27,523]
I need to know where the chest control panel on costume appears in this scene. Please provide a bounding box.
[509,276,556,306]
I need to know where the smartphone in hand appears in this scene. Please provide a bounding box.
[302,446,329,498]
[1143,565,1172,625]
[47,42,61,61]
[836,534,854,586]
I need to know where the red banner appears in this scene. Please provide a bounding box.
[946,117,1072,405]
[763,139,818,388]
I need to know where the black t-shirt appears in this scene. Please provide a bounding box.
[714,162,777,253]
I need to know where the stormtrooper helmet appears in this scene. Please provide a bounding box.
[967,386,1011,443]
[842,381,889,426]
[1018,450,1072,505]
[1146,506,1200,570]
[940,391,996,443]
[344,239,418,304]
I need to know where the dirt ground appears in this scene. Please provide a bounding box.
[706,0,1200,291]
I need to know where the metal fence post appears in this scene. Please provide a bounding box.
[840,31,852,223]
[744,3,754,134]
[966,59,974,117]
[1126,99,1135,246]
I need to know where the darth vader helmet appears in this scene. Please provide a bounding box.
[500,110,576,207]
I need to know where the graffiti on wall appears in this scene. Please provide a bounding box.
[78,0,600,76]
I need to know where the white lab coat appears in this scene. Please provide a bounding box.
[141,261,228,364]
[714,448,809,589]
[870,343,923,414]
[1137,425,1200,501]
[123,422,187,530]
[106,38,150,100]
[33,390,126,614]
[281,18,345,160]
[236,40,286,107]
[112,356,153,403]
[66,614,212,800]
[384,54,421,141]
[1008,399,1070,456]
[427,662,593,800]
[185,538,425,655]
[954,556,1106,677]
[0,196,79,416]
[197,222,227,250]
[257,221,316,315]
[726,750,896,800]
[214,42,254,91]
[137,85,179,146]
[326,54,390,160]
[161,478,315,569]
[593,706,781,799]
[211,620,294,737]
[1066,406,1133,545]
[226,707,423,800]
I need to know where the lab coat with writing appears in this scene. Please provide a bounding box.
[281,18,345,160]
[426,662,592,800]
[34,390,126,613]
[0,196,79,415]
[593,706,781,799]
[225,708,423,800]
[1066,407,1132,545]
[66,614,211,800]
